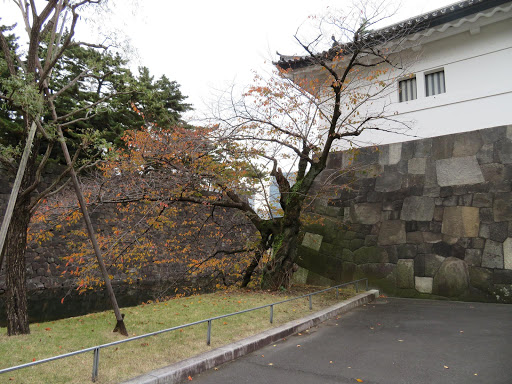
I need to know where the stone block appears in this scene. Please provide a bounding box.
[355,263,396,280]
[452,131,483,157]
[480,126,506,144]
[350,203,382,225]
[424,254,445,276]
[364,235,378,246]
[481,163,504,183]
[465,249,482,267]
[397,243,417,259]
[493,193,512,221]
[414,139,432,158]
[353,246,388,264]
[432,257,469,297]
[441,206,479,238]
[436,156,485,187]
[476,143,495,164]
[396,259,414,288]
[469,266,493,292]
[375,172,402,192]
[482,240,503,269]
[432,135,454,160]
[503,238,512,270]
[302,232,323,251]
[406,231,424,244]
[349,238,365,251]
[378,220,406,245]
[414,254,425,276]
[493,269,512,284]
[496,139,512,164]
[472,193,492,208]
[419,232,439,244]
[400,196,435,222]
[415,277,433,293]
[341,249,354,262]
[408,157,426,174]
[479,223,490,239]
[433,207,444,222]
[489,222,509,242]
[378,142,402,166]
[472,237,486,249]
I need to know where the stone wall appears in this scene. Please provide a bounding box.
[296,125,512,303]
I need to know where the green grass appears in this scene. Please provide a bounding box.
[0,285,357,383]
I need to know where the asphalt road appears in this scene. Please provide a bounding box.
[184,297,512,384]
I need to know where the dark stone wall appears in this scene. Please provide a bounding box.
[296,125,512,303]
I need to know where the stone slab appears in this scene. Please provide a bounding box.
[482,239,504,269]
[396,259,414,289]
[379,142,402,165]
[504,238,512,270]
[400,196,435,221]
[436,156,485,187]
[408,157,426,174]
[350,203,382,225]
[493,193,512,222]
[302,232,323,252]
[441,206,480,238]
[432,257,469,297]
[378,220,407,246]
[415,276,433,293]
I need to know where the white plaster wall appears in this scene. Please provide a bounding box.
[325,9,512,148]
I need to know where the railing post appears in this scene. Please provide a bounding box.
[92,348,100,382]
[336,287,339,300]
[355,281,359,293]
[270,305,274,324]
[207,320,212,346]
[309,295,312,310]
[365,279,368,291]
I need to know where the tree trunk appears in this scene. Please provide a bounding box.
[260,225,301,290]
[5,201,31,335]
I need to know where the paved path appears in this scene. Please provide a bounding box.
[185,298,512,384]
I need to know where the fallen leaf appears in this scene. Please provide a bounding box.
[273,345,277,347]
[444,365,449,369]
[261,355,264,357]
[329,361,333,364]
[459,330,464,333]
[356,379,364,383]
[297,345,301,348]
[45,328,51,331]
[268,363,273,366]
[32,358,36,362]
[370,327,374,330]
[188,375,193,381]
[474,373,478,376]
[298,333,302,335]
[398,340,404,342]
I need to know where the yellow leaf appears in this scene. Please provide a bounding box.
[356,380,364,383]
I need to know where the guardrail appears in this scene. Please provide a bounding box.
[0,278,369,382]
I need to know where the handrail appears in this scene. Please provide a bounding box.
[0,278,368,382]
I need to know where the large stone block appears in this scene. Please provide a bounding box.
[441,206,479,238]
[400,196,435,221]
[482,239,503,269]
[302,232,323,251]
[378,142,402,166]
[396,259,414,288]
[415,277,433,293]
[493,193,512,222]
[350,203,382,225]
[436,156,485,187]
[375,172,402,192]
[353,246,388,264]
[469,266,493,293]
[452,131,483,157]
[378,220,407,245]
[504,238,512,270]
[408,157,426,174]
[424,254,445,276]
[432,257,469,297]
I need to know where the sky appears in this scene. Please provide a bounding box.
[2,0,459,117]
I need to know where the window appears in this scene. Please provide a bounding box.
[398,77,417,102]
[425,70,446,96]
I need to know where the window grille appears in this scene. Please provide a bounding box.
[398,77,417,102]
[425,70,446,96]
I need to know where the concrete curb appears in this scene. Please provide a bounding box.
[122,289,379,384]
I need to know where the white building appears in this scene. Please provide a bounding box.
[277,0,512,147]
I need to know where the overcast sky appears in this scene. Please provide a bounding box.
[2,0,459,116]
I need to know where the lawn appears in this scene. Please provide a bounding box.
[0,285,357,383]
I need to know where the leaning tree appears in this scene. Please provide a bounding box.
[93,0,417,291]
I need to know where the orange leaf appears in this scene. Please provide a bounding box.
[188,376,193,381]
[356,380,364,383]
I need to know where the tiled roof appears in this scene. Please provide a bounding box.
[276,0,511,70]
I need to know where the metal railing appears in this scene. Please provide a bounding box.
[0,278,368,382]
